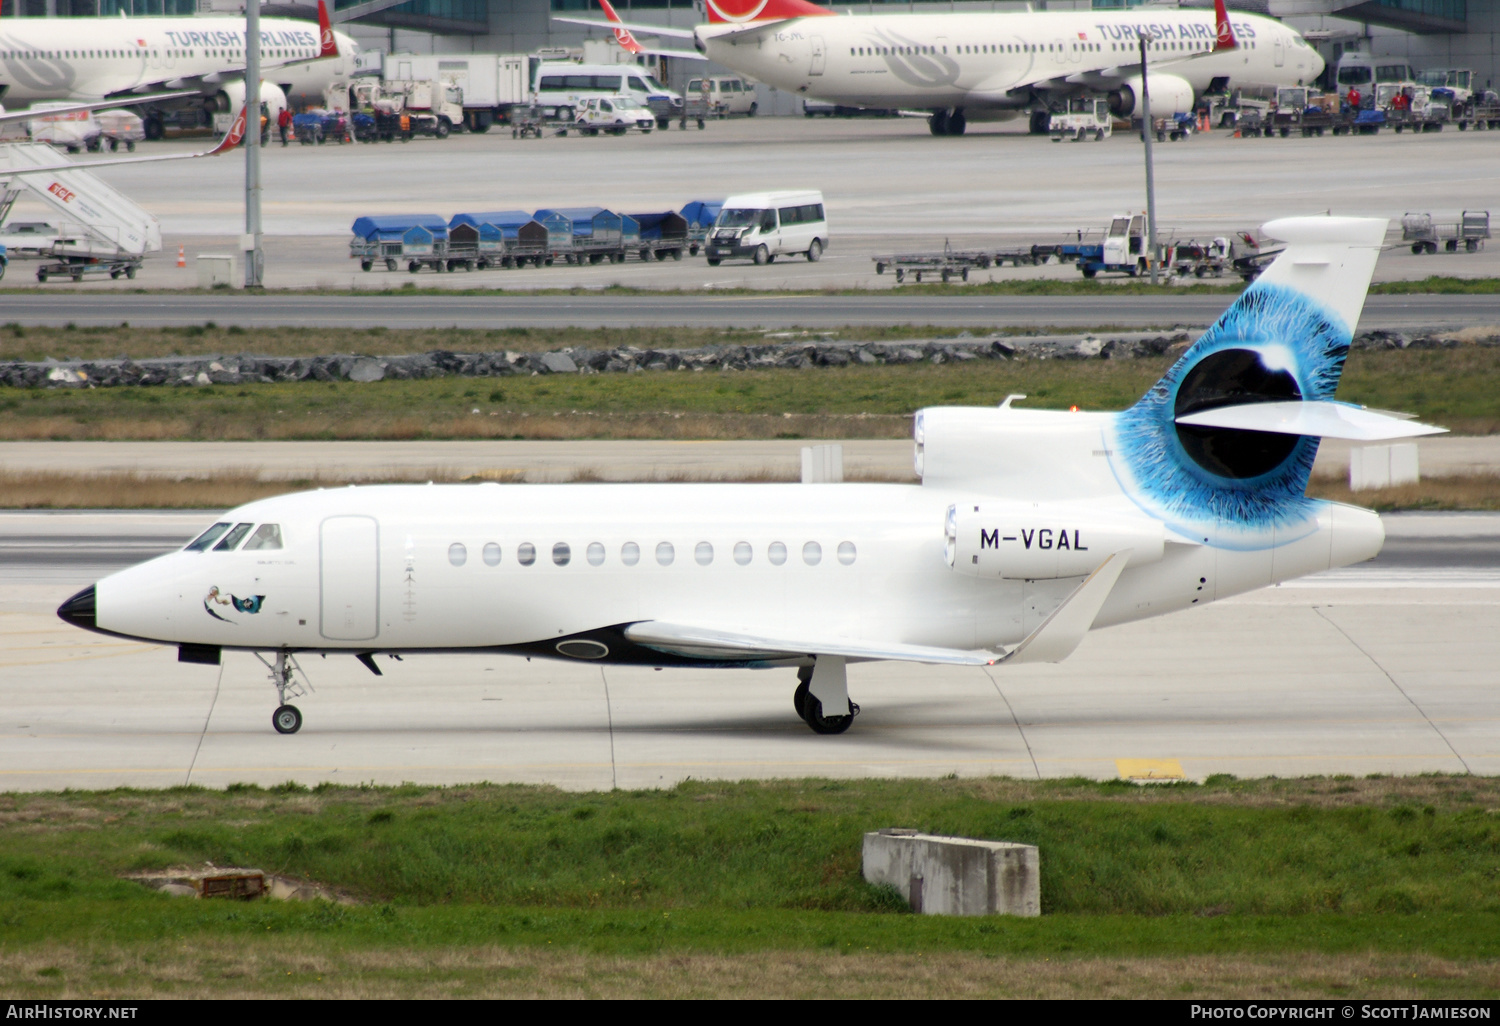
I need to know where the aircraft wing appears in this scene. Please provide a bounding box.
[551,15,697,39]
[0,91,202,127]
[622,621,1003,666]
[0,107,248,176]
[1175,400,1447,441]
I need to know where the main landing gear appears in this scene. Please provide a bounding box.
[793,657,859,735]
[256,649,311,734]
[928,108,967,136]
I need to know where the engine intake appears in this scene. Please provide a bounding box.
[1108,73,1195,119]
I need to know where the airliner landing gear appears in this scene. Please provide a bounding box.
[793,657,858,735]
[256,649,310,735]
[928,108,967,136]
[929,109,949,136]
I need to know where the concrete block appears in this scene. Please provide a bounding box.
[1389,443,1420,486]
[800,443,844,483]
[1351,443,1420,491]
[196,254,237,289]
[862,829,1040,917]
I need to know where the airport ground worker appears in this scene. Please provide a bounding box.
[278,107,292,147]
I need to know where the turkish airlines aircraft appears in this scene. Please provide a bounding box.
[58,216,1443,738]
[560,0,1322,134]
[0,1,355,137]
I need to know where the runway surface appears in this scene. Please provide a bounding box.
[0,292,1495,331]
[3,509,1495,790]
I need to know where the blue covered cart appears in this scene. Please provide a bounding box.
[679,199,722,256]
[350,214,450,273]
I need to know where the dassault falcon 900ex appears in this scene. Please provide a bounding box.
[58,217,1443,737]
[557,0,1321,135]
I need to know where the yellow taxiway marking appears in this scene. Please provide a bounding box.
[1115,758,1186,781]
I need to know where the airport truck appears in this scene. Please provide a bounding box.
[378,53,532,133]
[1049,97,1111,142]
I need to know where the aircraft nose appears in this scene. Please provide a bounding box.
[57,584,97,630]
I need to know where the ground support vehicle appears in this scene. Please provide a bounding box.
[376,52,532,132]
[573,97,654,136]
[680,200,722,256]
[1144,114,1194,141]
[1453,97,1500,130]
[1070,214,1175,278]
[95,110,144,152]
[509,106,571,138]
[349,215,450,273]
[1401,211,1490,254]
[705,191,828,267]
[872,241,992,283]
[1353,109,1386,134]
[1049,97,1111,142]
[293,113,326,144]
[1235,109,1269,137]
[539,207,627,264]
[1170,237,1232,278]
[991,245,1049,267]
[1230,230,1283,282]
[677,95,722,130]
[628,211,688,261]
[34,249,141,283]
[1269,87,1311,137]
[0,243,7,281]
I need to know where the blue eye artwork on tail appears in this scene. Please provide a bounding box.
[1107,281,1350,546]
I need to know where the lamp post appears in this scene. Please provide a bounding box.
[1138,29,1159,285]
[244,0,263,288]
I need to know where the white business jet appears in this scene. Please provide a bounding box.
[59,216,1443,738]
[559,0,1321,135]
[0,1,354,138]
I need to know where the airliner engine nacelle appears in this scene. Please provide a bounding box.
[1108,73,1195,119]
[944,504,1165,580]
[213,80,288,127]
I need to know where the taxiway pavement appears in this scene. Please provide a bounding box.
[3,510,1495,790]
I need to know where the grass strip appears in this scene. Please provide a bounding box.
[0,348,1496,440]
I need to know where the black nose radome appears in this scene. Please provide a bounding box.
[57,585,97,630]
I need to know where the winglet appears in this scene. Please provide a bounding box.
[318,0,339,59]
[999,551,1131,665]
[1213,0,1238,52]
[596,0,644,54]
[209,106,248,155]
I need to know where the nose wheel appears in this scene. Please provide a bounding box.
[256,649,312,735]
[273,704,303,734]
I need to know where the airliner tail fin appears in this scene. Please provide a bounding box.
[704,0,833,25]
[318,0,339,59]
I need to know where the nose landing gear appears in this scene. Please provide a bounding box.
[256,649,312,735]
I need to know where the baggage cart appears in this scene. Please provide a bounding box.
[680,199,722,255]
[677,94,722,130]
[349,214,450,272]
[628,210,689,261]
[536,206,626,264]
[1401,210,1490,254]
[872,240,993,283]
[1170,237,1231,278]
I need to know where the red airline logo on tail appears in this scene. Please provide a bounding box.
[597,0,644,54]
[317,0,339,59]
[1213,0,1238,51]
[210,107,248,155]
[703,0,832,25]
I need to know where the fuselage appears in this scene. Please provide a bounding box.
[0,16,357,107]
[699,10,1320,111]
[84,407,1383,663]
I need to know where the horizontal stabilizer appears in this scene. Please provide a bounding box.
[1175,400,1447,441]
[999,550,1130,665]
[623,621,1001,666]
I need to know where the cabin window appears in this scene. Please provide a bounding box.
[838,541,857,566]
[656,541,675,566]
[768,541,787,566]
[243,524,284,551]
[587,542,605,566]
[517,542,536,566]
[733,542,752,565]
[803,541,822,566]
[695,541,714,566]
[185,522,232,552]
[448,542,467,566]
[214,523,254,551]
[621,541,640,566]
[483,542,501,566]
[553,542,571,566]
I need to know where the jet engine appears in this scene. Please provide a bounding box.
[1107,73,1195,119]
[212,80,288,134]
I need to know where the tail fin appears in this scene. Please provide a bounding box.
[317,0,339,59]
[1212,0,1238,52]
[597,0,643,54]
[210,106,248,154]
[703,0,833,25]
[1110,217,1388,535]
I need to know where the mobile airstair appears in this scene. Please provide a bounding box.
[0,142,161,282]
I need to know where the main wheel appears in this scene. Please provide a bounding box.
[793,680,810,720]
[273,704,303,735]
[803,694,856,735]
[386,258,398,271]
[408,261,421,273]
[807,238,822,262]
[706,257,721,266]
[125,266,136,280]
[753,244,769,266]
[361,260,373,271]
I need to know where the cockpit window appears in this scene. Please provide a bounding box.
[242,523,284,551]
[214,522,255,551]
[185,522,231,552]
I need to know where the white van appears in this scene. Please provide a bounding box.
[533,63,683,127]
[705,191,828,266]
[685,76,758,116]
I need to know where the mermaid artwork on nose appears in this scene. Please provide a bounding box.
[204,586,265,622]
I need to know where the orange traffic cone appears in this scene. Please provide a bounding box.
[176,245,186,268]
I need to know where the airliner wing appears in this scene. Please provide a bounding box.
[622,621,1003,666]
[0,91,201,127]
[0,107,248,175]
[551,15,697,39]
